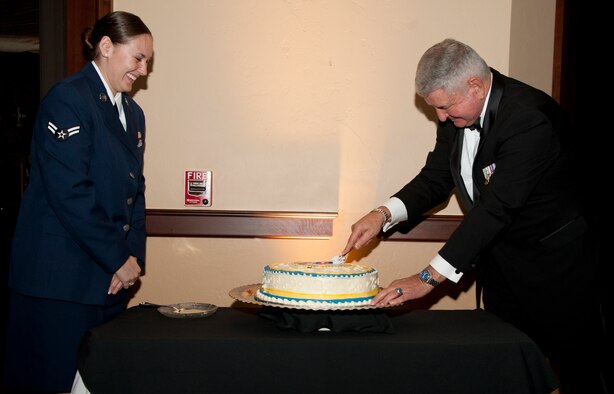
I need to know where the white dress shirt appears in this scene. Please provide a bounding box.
[91,61,127,131]
[381,75,492,283]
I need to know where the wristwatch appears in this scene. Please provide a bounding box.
[418,268,440,287]
[371,207,390,224]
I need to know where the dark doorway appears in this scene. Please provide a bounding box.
[0,1,111,391]
[0,1,39,392]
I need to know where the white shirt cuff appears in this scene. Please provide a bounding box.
[429,254,463,283]
[381,197,407,232]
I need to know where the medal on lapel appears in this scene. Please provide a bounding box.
[482,163,496,185]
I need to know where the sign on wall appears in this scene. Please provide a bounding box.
[184,170,212,207]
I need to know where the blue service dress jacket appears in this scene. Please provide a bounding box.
[393,68,588,284]
[9,62,146,306]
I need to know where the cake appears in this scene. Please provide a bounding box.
[256,261,380,308]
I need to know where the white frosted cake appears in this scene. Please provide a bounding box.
[256,261,380,308]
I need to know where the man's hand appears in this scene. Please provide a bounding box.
[341,208,390,255]
[371,275,433,306]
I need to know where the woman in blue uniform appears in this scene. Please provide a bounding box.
[4,11,153,392]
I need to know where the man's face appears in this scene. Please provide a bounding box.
[424,82,484,128]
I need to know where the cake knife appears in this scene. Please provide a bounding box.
[330,252,348,264]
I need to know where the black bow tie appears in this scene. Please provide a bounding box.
[468,122,484,140]
[467,119,482,131]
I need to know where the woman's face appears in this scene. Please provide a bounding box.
[98,33,153,95]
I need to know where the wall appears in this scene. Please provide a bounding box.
[509,0,556,95]
[113,0,555,309]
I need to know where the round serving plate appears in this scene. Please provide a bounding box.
[157,302,218,319]
[229,283,385,311]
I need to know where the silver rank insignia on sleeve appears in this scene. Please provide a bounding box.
[48,121,80,141]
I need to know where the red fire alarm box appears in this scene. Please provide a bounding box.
[184,170,212,206]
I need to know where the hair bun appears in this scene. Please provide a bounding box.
[81,27,93,49]
[81,27,95,60]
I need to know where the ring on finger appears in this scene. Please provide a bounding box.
[395,287,403,296]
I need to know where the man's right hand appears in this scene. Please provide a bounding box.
[341,208,389,255]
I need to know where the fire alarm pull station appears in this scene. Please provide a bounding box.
[184,170,212,206]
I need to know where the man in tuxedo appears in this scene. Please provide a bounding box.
[341,39,606,393]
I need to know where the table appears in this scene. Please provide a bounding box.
[77,306,558,394]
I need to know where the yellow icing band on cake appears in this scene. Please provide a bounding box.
[263,288,379,299]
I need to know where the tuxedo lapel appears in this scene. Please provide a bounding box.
[451,70,505,211]
[449,125,474,211]
[477,68,504,151]
[451,69,507,211]
[472,69,504,203]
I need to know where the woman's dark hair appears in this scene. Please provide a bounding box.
[81,11,151,61]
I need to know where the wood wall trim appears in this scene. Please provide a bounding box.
[551,0,565,103]
[384,214,462,242]
[146,209,337,239]
[145,210,463,241]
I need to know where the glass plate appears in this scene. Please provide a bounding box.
[157,302,218,319]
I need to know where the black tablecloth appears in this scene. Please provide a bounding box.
[77,306,558,394]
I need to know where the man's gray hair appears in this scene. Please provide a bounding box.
[415,38,490,97]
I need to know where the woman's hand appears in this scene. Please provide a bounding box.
[107,256,141,294]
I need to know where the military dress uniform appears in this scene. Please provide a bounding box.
[5,61,146,392]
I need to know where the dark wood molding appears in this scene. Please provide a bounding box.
[65,0,112,76]
[145,210,463,241]
[384,215,462,242]
[146,210,337,239]
[551,0,565,103]
[39,0,66,97]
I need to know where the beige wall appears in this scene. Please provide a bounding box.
[114,0,555,309]
[510,0,556,95]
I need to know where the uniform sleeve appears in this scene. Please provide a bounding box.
[34,83,132,273]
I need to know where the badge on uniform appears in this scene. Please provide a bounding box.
[48,121,80,142]
[137,131,143,147]
[482,163,496,185]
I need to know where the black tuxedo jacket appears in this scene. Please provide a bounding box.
[393,69,588,284]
